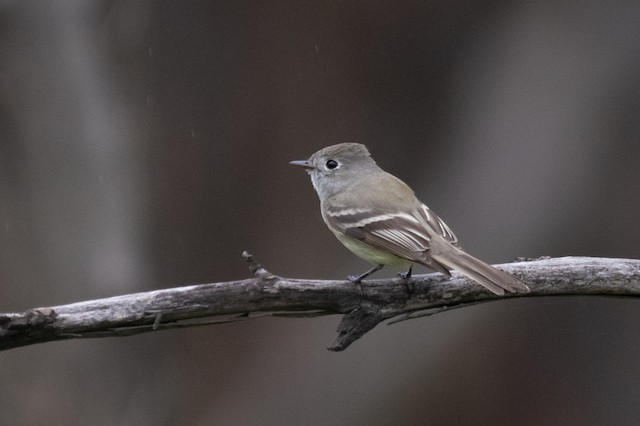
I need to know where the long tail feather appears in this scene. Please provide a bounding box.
[430,239,529,295]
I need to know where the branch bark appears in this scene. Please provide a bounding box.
[1,255,639,351]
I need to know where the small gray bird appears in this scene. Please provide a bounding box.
[290,143,529,295]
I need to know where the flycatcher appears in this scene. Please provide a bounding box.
[290,143,529,295]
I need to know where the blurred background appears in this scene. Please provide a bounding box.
[1,0,639,424]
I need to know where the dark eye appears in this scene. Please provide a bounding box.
[326,159,339,169]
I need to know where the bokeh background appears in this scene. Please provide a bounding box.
[1,1,639,424]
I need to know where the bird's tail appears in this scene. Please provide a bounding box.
[430,238,529,295]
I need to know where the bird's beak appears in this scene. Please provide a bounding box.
[289,160,315,170]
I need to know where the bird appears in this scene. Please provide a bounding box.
[290,143,529,295]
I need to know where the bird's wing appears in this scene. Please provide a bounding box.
[415,203,460,247]
[324,204,454,274]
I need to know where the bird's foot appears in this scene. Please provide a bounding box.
[347,265,384,297]
[347,274,362,284]
[347,275,364,297]
[397,267,415,296]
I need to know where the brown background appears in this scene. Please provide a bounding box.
[1,1,640,424]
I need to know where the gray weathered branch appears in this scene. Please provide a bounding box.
[1,254,639,351]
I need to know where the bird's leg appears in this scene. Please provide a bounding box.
[397,266,415,295]
[348,264,383,283]
[398,266,412,281]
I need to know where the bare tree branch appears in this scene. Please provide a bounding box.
[1,254,639,351]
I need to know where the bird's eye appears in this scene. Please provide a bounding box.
[326,159,339,169]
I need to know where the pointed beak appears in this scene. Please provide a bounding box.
[289,160,315,170]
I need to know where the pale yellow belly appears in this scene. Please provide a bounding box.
[333,231,411,267]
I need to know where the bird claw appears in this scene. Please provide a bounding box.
[397,271,410,280]
[347,275,364,297]
[397,268,415,296]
